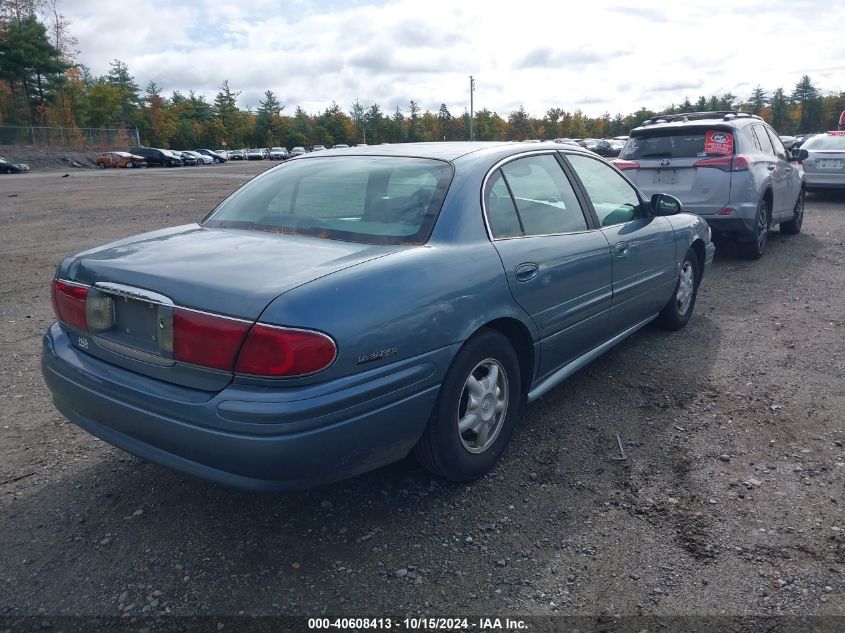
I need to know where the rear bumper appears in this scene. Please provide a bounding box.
[42,322,449,491]
[804,172,845,189]
[701,210,757,238]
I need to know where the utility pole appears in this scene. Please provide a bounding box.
[469,75,476,141]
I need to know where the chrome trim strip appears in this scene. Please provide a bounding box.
[55,278,89,289]
[94,282,174,306]
[176,306,253,324]
[527,313,657,403]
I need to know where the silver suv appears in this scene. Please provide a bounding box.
[614,112,805,259]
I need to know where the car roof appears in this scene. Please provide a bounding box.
[293,141,579,162]
[632,111,764,133]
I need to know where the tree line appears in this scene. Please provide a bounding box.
[2,1,844,150]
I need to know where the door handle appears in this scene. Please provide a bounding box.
[614,242,630,257]
[515,262,539,282]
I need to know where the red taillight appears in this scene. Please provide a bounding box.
[52,280,88,331]
[235,324,336,377]
[172,309,250,371]
[612,159,640,171]
[718,208,735,215]
[694,155,750,172]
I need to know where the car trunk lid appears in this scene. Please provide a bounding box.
[56,224,402,389]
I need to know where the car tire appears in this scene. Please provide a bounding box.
[126,161,134,168]
[780,189,804,235]
[97,163,106,169]
[738,198,770,260]
[656,247,699,331]
[414,329,522,481]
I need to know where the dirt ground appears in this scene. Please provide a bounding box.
[0,162,843,624]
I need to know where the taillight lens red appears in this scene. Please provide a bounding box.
[52,280,89,331]
[612,160,640,170]
[693,155,750,172]
[172,309,250,371]
[235,324,336,377]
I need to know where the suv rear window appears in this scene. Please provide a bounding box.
[202,156,453,245]
[802,134,845,151]
[620,127,735,160]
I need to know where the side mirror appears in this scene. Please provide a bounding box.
[651,193,682,216]
[791,148,809,162]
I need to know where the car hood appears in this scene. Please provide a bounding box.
[57,224,403,319]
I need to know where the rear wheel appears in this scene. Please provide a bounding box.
[97,162,106,169]
[780,189,804,235]
[414,330,522,481]
[657,247,699,330]
[738,198,770,259]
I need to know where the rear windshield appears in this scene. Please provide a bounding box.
[621,127,735,160]
[202,156,453,245]
[802,134,845,151]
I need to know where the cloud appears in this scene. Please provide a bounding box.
[57,0,845,119]
[516,47,609,70]
[612,6,666,21]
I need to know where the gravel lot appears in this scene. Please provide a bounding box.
[1,162,843,622]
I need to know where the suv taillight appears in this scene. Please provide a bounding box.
[612,159,640,171]
[51,280,88,331]
[693,155,750,172]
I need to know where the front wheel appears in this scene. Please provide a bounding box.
[656,247,699,330]
[125,161,134,168]
[780,189,804,235]
[414,329,522,481]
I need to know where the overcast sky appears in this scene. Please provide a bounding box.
[60,0,845,118]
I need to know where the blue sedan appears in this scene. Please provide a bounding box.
[42,142,715,490]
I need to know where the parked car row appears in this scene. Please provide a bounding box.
[121,147,228,168]
[221,144,359,161]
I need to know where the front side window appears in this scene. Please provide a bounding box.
[203,156,453,245]
[567,154,642,226]
[499,154,588,235]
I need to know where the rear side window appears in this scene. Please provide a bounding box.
[765,128,788,160]
[621,127,735,160]
[567,154,642,226]
[485,170,523,238]
[203,156,453,245]
[753,125,775,155]
[500,155,588,235]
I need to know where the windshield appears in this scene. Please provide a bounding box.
[803,134,845,151]
[621,127,735,159]
[203,156,453,245]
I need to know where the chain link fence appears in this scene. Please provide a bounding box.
[0,126,140,149]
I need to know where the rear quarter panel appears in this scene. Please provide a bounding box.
[257,241,538,384]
